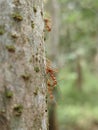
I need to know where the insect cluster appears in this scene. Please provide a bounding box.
[44,18,51,32]
[44,17,57,99]
[46,59,57,99]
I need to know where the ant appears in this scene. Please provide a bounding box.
[46,59,57,99]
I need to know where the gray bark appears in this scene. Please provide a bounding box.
[0,0,48,130]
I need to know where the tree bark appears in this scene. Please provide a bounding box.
[0,0,48,130]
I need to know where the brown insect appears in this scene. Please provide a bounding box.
[46,59,57,99]
[44,18,51,32]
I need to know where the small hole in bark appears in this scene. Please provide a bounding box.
[6,45,15,53]
[41,11,43,16]
[5,90,13,99]
[33,7,37,13]
[45,109,47,112]
[34,67,40,73]
[12,12,23,22]
[13,104,23,116]
[35,57,38,62]
[31,21,35,29]
[21,73,30,80]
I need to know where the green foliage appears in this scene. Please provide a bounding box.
[81,8,96,19]
[57,65,98,130]
[46,0,98,129]
[66,11,81,23]
[58,0,98,62]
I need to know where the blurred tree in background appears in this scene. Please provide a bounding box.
[45,0,60,130]
[45,0,98,130]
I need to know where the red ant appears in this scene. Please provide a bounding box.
[46,59,57,99]
[44,18,51,32]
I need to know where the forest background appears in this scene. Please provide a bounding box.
[45,0,98,130]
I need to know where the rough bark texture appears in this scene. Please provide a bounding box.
[0,0,48,130]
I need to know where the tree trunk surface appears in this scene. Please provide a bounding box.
[0,0,48,130]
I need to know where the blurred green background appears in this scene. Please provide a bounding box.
[45,0,98,130]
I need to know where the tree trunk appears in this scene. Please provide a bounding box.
[0,0,48,130]
[75,54,83,90]
[49,101,58,130]
[46,0,60,65]
[94,51,98,74]
[45,1,59,130]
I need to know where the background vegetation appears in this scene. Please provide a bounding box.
[45,0,98,130]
